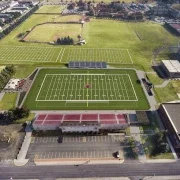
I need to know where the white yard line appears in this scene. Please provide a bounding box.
[127,74,138,101]
[59,48,65,62]
[56,48,63,62]
[45,75,55,100]
[127,49,133,64]
[36,74,48,101]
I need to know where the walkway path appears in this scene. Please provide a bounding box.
[154,80,170,88]
[136,70,157,110]
[130,126,147,163]
[14,123,32,166]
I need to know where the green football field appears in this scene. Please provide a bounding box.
[24,68,150,110]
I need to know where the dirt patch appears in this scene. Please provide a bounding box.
[0,124,25,160]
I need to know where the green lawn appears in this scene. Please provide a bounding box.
[24,68,149,110]
[25,23,82,43]
[155,82,179,103]
[35,5,65,14]
[0,93,17,110]
[146,73,164,85]
[13,65,37,78]
[14,113,35,124]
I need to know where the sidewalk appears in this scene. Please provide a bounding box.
[14,123,32,166]
[154,80,170,88]
[136,70,157,110]
[34,158,124,166]
[129,126,147,163]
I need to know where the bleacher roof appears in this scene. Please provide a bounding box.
[68,62,107,69]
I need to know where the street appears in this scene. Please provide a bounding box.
[0,162,180,179]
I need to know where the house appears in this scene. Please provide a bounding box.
[158,103,180,150]
[18,0,38,6]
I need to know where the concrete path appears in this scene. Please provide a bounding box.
[14,123,32,166]
[0,92,5,101]
[31,110,136,115]
[154,80,170,88]
[136,70,157,110]
[144,175,180,180]
[130,126,147,163]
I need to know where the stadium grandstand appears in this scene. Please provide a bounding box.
[68,62,107,68]
[32,113,129,132]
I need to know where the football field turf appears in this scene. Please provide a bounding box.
[24,69,149,110]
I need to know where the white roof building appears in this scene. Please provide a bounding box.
[161,60,180,78]
[4,79,20,91]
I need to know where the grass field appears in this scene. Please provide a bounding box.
[25,23,82,42]
[0,15,178,71]
[24,68,149,110]
[0,46,62,63]
[35,5,65,14]
[0,93,17,110]
[62,48,133,64]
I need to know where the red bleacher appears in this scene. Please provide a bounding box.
[33,113,127,126]
[36,114,47,121]
[81,114,98,121]
[46,114,63,120]
[64,114,81,121]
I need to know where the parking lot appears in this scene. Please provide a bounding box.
[27,135,126,161]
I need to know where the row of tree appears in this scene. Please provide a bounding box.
[151,131,170,156]
[0,65,16,91]
[0,5,39,40]
[56,36,74,45]
[0,107,30,125]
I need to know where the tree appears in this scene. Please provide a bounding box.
[89,6,95,16]
[5,65,16,75]
[9,107,30,120]
[77,35,81,41]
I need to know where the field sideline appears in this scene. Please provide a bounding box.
[24,68,149,110]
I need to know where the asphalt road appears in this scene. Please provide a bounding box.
[1,162,180,179]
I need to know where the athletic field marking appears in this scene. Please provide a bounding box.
[36,74,138,102]
[59,48,65,62]
[62,48,133,64]
[0,45,62,62]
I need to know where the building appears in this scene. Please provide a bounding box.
[18,0,38,6]
[178,48,180,56]
[165,23,180,36]
[158,103,180,149]
[32,113,129,132]
[161,60,180,78]
[11,6,29,12]
[4,79,26,91]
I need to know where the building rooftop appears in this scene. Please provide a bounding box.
[162,103,180,134]
[162,60,180,73]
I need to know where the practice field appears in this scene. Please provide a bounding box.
[24,69,149,110]
[24,24,82,43]
[0,46,62,63]
[62,48,133,64]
